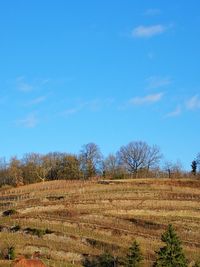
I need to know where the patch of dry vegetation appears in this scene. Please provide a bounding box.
[0,178,199,266]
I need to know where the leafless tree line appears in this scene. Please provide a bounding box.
[0,141,198,186]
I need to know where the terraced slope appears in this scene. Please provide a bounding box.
[0,178,199,266]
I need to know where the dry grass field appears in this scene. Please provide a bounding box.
[0,178,199,266]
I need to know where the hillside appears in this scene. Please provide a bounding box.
[0,178,199,266]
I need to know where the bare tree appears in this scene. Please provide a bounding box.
[21,153,40,183]
[118,141,148,174]
[103,154,119,177]
[118,141,161,176]
[163,160,183,179]
[145,145,162,170]
[163,161,173,179]
[79,143,102,178]
[21,153,48,183]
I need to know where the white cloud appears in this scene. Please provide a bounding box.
[16,114,38,128]
[16,77,50,93]
[166,105,182,118]
[63,107,82,116]
[144,9,161,16]
[186,95,200,110]
[132,24,166,38]
[130,92,164,105]
[16,77,33,92]
[62,101,89,117]
[147,76,172,89]
[28,96,47,105]
[62,98,115,117]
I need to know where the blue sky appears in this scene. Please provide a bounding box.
[0,0,200,169]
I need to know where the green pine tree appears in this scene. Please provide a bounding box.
[153,224,187,267]
[83,252,116,267]
[125,240,143,267]
[98,252,115,267]
[191,160,197,175]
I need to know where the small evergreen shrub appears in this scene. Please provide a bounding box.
[124,240,143,267]
[83,252,116,267]
[153,224,187,267]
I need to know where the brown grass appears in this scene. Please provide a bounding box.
[0,178,199,266]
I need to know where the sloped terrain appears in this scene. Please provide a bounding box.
[0,178,200,266]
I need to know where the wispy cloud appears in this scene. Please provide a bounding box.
[132,24,166,38]
[186,95,200,110]
[16,114,38,128]
[130,92,164,105]
[147,76,172,89]
[166,105,182,118]
[16,77,33,92]
[62,105,84,117]
[143,8,161,16]
[16,77,50,93]
[27,96,47,105]
[62,98,115,117]
[165,95,200,118]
